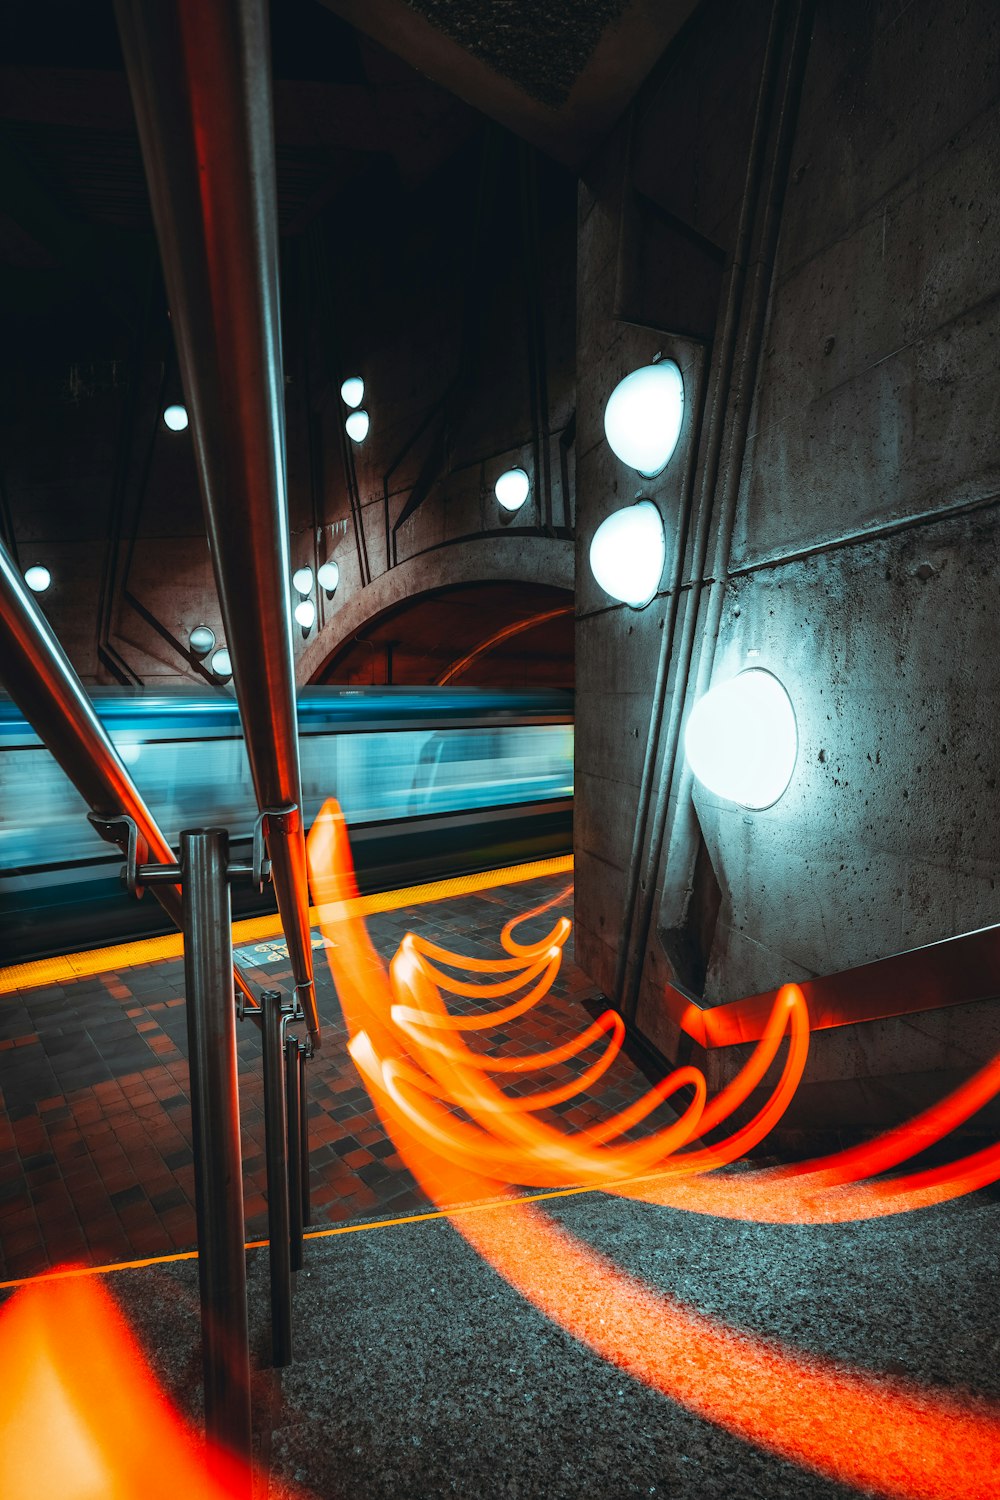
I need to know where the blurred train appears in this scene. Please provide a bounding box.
[0,687,573,962]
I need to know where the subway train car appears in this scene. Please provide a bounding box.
[0,687,573,962]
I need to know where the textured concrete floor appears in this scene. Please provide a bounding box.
[88,1174,1000,1500]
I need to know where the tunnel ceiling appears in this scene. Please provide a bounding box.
[316,0,700,164]
[0,0,695,690]
[0,0,479,261]
[0,0,700,266]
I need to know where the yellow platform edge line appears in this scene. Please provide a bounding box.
[0,1175,606,1293]
[0,854,574,995]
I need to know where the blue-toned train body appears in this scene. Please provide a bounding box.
[0,687,573,961]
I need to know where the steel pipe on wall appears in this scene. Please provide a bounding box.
[114,0,319,1045]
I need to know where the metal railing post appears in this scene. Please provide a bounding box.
[298,1042,311,1229]
[261,989,292,1367]
[180,828,252,1472]
[285,1033,304,1272]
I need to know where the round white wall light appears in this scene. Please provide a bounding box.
[294,598,316,630]
[588,500,665,608]
[317,560,340,592]
[292,566,314,595]
[495,467,530,512]
[603,361,684,478]
[189,624,216,656]
[24,565,51,593]
[684,668,798,810]
[340,377,365,409]
[163,404,189,432]
[210,646,232,680]
[345,410,370,443]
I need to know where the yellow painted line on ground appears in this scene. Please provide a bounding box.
[0,1173,617,1293]
[0,854,574,995]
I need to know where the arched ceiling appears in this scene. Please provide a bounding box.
[315,580,573,689]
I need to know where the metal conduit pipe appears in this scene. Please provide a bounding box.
[0,539,258,1014]
[612,0,789,1019]
[113,0,320,1046]
[619,0,812,1025]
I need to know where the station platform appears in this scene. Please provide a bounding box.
[3,862,1000,1498]
[0,858,637,1284]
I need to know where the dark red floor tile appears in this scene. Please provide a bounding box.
[0,875,639,1275]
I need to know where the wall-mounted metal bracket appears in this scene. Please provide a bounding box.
[251,808,273,892]
[88,811,150,899]
[245,804,300,892]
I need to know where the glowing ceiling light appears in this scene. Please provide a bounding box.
[684,668,798,810]
[345,409,370,443]
[292,566,314,595]
[603,360,684,477]
[162,404,189,432]
[340,376,364,408]
[24,565,51,593]
[588,500,665,608]
[188,624,215,656]
[294,598,316,630]
[317,560,340,592]
[210,646,232,680]
[495,467,530,512]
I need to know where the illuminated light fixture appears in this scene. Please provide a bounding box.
[188,624,215,656]
[317,559,340,592]
[345,409,370,443]
[684,668,798,810]
[24,565,51,593]
[116,738,142,767]
[603,360,684,477]
[162,404,189,432]
[292,566,314,595]
[588,500,665,608]
[294,598,316,630]
[495,467,530,512]
[210,646,232,680]
[340,376,365,408]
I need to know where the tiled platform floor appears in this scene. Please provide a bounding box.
[0,872,660,1282]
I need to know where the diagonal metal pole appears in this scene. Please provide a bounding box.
[113,0,320,1047]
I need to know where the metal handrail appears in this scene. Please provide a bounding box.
[114,0,320,1046]
[0,539,258,1014]
[662,919,1000,1051]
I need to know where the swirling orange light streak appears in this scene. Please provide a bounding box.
[307,799,1000,1497]
[613,1026,1000,1224]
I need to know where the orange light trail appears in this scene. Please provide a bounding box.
[306,796,1000,1500]
[0,1272,275,1499]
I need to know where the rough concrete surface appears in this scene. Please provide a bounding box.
[77,1175,1000,1499]
[573,0,1000,1113]
[403,0,630,107]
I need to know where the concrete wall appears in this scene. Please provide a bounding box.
[574,0,1000,1112]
